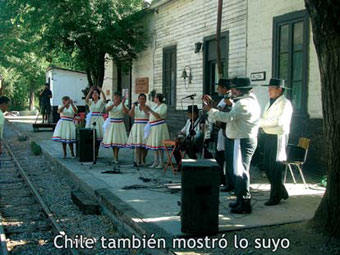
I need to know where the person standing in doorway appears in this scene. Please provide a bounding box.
[260,78,293,206]
[39,83,52,123]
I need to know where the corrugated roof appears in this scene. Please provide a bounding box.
[150,0,173,9]
[47,66,86,75]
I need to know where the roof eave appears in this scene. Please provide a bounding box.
[150,0,173,9]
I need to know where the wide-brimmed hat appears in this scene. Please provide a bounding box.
[262,78,291,89]
[230,77,254,89]
[187,105,199,113]
[216,78,232,89]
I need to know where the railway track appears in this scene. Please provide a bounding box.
[0,141,78,255]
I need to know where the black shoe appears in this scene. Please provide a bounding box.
[231,200,252,214]
[264,198,281,206]
[281,192,289,200]
[228,200,240,209]
[221,185,234,192]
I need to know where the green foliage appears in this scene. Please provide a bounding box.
[18,135,28,142]
[0,0,149,111]
[30,141,42,156]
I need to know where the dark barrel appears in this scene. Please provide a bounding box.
[76,128,95,162]
[181,159,220,234]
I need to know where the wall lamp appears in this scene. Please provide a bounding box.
[181,65,192,86]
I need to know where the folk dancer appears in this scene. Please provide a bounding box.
[85,86,107,158]
[126,93,149,166]
[259,78,293,206]
[203,77,261,214]
[102,92,129,163]
[52,96,78,158]
[144,93,170,169]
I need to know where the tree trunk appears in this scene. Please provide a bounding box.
[85,52,106,88]
[86,68,94,87]
[29,85,35,110]
[97,51,106,88]
[305,0,340,238]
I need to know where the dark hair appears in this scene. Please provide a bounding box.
[138,93,147,100]
[155,93,164,103]
[45,82,49,87]
[0,96,10,104]
[92,88,101,99]
[114,91,122,98]
[62,96,70,101]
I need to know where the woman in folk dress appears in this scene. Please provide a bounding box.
[85,86,106,157]
[126,93,149,166]
[52,96,78,158]
[102,92,129,163]
[144,93,170,169]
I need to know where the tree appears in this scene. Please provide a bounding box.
[305,0,340,238]
[13,0,149,87]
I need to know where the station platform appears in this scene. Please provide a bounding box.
[5,116,325,239]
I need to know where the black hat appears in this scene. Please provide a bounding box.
[187,105,199,113]
[230,77,254,89]
[262,78,291,89]
[216,79,232,89]
[45,82,49,86]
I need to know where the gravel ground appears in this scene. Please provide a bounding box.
[4,125,150,255]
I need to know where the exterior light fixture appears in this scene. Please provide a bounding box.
[181,66,192,87]
[194,42,203,53]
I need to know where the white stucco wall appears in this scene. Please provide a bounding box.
[132,0,248,109]
[247,0,322,118]
[131,13,155,103]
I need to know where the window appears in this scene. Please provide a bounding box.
[163,46,177,107]
[273,10,309,115]
[204,32,229,95]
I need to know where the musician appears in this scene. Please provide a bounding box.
[203,77,261,214]
[102,92,129,163]
[214,79,233,189]
[259,78,293,206]
[174,105,203,165]
[85,86,107,158]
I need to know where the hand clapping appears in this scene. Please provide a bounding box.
[202,94,213,111]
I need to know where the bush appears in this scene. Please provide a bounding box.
[30,141,42,156]
[18,135,28,142]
